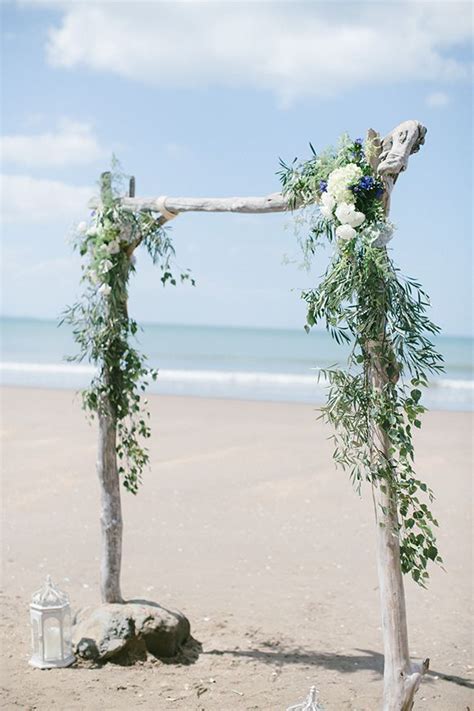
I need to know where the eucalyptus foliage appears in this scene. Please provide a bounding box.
[279,136,444,585]
[63,169,193,494]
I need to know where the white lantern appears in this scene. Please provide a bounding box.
[29,576,75,668]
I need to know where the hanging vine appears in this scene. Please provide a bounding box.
[62,168,194,494]
[278,135,444,585]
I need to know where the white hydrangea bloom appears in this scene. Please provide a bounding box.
[119,225,135,245]
[335,224,357,241]
[88,270,100,284]
[327,164,362,204]
[99,259,113,273]
[319,191,336,219]
[107,240,121,255]
[98,283,112,297]
[321,192,335,210]
[335,202,366,228]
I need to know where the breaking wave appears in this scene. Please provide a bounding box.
[1,361,472,410]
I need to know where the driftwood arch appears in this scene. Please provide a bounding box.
[88,119,428,710]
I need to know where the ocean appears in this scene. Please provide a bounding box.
[1,317,472,411]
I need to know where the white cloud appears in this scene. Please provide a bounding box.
[1,174,93,223]
[425,91,451,108]
[42,1,473,103]
[1,119,104,167]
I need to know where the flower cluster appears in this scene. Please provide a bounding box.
[76,210,133,299]
[319,162,368,242]
[312,139,387,246]
[63,169,194,493]
[351,174,384,200]
[325,163,363,203]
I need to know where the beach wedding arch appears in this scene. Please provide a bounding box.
[65,120,442,711]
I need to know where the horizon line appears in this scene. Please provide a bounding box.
[0,313,473,341]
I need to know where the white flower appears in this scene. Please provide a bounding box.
[77,221,88,234]
[86,227,98,238]
[120,225,134,244]
[88,270,100,284]
[319,191,336,219]
[107,240,121,255]
[327,163,362,204]
[335,224,357,241]
[321,191,335,210]
[99,258,113,273]
[350,211,365,228]
[98,283,111,297]
[320,206,332,219]
[335,202,366,228]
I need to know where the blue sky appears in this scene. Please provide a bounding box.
[1,0,473,335]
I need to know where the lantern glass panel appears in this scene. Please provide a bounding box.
[32,618,39,655]
[62,610,72,649]
[43,617,62,661]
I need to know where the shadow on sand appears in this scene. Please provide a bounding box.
[205,645,473,689]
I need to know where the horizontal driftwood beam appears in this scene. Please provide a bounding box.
[89,192,293,217]
[120,192,291,215]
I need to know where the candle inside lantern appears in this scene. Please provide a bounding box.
[44,623,62,660]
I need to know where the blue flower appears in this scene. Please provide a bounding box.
[359,176,375,191]
[375,186,384,198]
[354,138,363,146]
[319,180,328,193]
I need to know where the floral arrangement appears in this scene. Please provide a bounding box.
[63,169,193,494]
[279,136,444,585]
[280,135,394,255]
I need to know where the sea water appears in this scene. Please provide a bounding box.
[1,317,472,411]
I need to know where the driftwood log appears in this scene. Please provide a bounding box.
[97,171,125,604]
[369,120,429,711]
[120,192,290,215]
[93,121,429,707]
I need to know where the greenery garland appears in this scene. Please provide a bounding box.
[279,135,444,585]
[63,168,193,494]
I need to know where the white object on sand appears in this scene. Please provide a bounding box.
[286,685,325,711]
[29,575,75,669]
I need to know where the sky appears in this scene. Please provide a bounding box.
[1,0,473,336]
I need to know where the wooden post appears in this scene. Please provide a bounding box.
[95,171,130,604]
[369,122,429,710]
[370,358,428,710]
[97,395,123,604]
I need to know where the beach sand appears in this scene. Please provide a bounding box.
[1,387,472,710]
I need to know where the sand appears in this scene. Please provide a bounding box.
[0,387,472,710]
